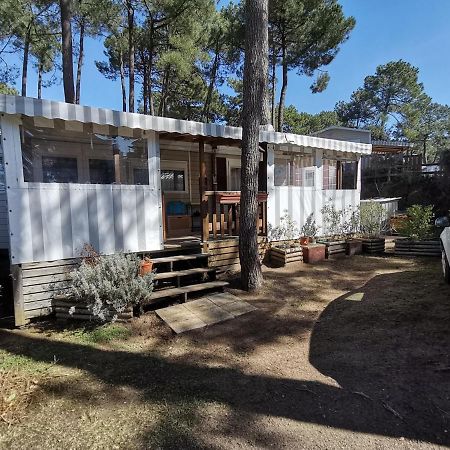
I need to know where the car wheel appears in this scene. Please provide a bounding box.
[442,249,450,284]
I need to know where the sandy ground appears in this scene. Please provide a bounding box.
[0,254,449,450]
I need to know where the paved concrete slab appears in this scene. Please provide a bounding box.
[219,300,257,317]
[156,305,206,334]
[155,293,256,334]
[207,292,242,306]
[185,301,234,325]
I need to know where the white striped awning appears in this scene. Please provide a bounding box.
[0,94,372,155]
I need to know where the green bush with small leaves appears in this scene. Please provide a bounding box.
[359,201,385,238]
[399,204,434,241]
[301,213,320,238]
[68,252,154,321]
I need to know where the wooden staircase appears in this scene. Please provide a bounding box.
[145,250,228,305]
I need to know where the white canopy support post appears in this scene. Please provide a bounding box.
[147,130,164,249]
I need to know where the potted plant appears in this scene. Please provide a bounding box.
[300,213,320,245]
[317,203,347,258]
[395,204,440,256]
[140,256,154,275]
[268,211,303,266]
[359,201,386,254]
[343,207,363,256]
[53,252,154,322]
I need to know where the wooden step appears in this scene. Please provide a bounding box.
[151,253,208,265]
[154,267,214,281]
[146,281,228,302]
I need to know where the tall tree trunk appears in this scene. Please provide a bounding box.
[148,26,155,115]
[75,19,85,104]
[158,68,170,117]
[119,49,127,112]
[277,41,287,132]
[126,0,135,112]
[270,42,276,127]
[201,44,220,122]
[60,0,75,103]
[239,0,268,292]
[142,52,148,114]
[260,23,270,126]
[422,138,427,164]
[21,28,31,97]
[37,61,43,99]
[148,75,155,115]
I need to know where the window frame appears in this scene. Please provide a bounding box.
[30,141,84,184]
[322,157,358,190]
[274,153,316,188]
[41,155,79,183]
[160,160,189,193]
[226,158,241,191]
[20,119,150,186]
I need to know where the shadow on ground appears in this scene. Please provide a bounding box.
[0,257,449,447]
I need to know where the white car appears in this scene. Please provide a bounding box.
[436,217,450,283]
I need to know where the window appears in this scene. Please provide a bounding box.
[89,159,114,184]
[323,159,358,190]
[342,161,358,189]
[275,154,315,187]
[229,167,241,191]
[274,158,289,186]
[42,156,78,183]
[227,159,242,191]
[20,117,149,185]
[161,169,185,192]
[303,169,315,187]
[160,161,188,192]
[133,168,149,185]
[323,159,337,190]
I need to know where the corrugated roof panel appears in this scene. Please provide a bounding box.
[0,94,372,155]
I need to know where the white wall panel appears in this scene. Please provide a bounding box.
[2,117,163,264]
[69,186,90,257]
[96,187,115,254]
[268,186,360,239]
[40,186,63,261]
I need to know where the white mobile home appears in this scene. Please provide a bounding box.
[0,95,371,325]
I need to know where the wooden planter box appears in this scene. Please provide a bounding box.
[301,244,326,264]
[362,237,385,254]
[52,297,133,323]
[270,245,303,266]
[346,239,363,256]
[317,239,346,258]
[394,239,441,257]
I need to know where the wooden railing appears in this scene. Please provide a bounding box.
[202,191,267,241]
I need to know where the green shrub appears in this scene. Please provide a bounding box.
[399,204,434,240]
[320,203,343,237]
[301,213,319,238]
[342,206,360,236]
[68,252,154,321]
[268,210,299,247]
[360,201,385,238]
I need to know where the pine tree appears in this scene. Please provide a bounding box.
[239,0,269,292]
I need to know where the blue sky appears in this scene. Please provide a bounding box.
[4,0,450,115]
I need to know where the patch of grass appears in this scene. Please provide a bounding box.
[70,324,132,345]
[0,352,51,373]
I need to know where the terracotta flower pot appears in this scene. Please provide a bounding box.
[140,258,153,276]
[300,236,309,246]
